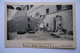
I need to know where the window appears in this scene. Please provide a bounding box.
[67,5,72,9]
[7,5,14,9]
[27,5,29,10]
[46,8,49,14]
[56,5,62,11]
[30,5,33,8]
[16,7,22,10]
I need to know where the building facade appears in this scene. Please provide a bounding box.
[26,5,73,32]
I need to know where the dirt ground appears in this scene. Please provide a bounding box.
[8,30,73,40]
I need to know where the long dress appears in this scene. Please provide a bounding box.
[39,23,44,30]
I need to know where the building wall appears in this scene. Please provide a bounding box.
[26,5,73,32]
[7,9,17,21]
[44,9,73,31]
[26,5,57,19]
[7,5,24,21]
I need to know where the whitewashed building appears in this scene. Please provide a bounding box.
[26,5,73,32]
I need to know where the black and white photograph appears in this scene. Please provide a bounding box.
[5,2,76,48]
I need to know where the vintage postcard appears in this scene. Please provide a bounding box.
[4,2,76,48]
